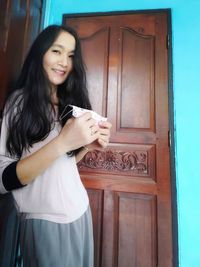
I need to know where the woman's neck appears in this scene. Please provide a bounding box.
[51,87,58,105]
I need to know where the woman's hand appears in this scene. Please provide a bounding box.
[86,121,112,151]
[57,112,100,154]
[75,120,112,163]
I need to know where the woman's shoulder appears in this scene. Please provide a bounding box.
[4,89,24,113]
[7,88,24,102]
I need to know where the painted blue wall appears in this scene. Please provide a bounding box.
[44,1,200,266]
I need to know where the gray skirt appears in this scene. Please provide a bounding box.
[19,207,94,267]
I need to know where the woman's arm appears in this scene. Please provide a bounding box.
[4,112,99,187]
[75,146,90,163]
[16,136,66,185]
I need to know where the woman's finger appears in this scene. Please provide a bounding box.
[99,128,110,136]
[98,121,112,129]
[98,138,109,148]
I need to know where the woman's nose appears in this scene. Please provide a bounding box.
[60,55,68,67]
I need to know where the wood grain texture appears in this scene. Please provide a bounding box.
[65,11,173,267]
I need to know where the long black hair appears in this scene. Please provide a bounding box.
[5,25,91,158]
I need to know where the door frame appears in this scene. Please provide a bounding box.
[62,9,178,267]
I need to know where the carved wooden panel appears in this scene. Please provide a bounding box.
[87,189,104,267]
[119,28,155,131]
[78,144,155,180]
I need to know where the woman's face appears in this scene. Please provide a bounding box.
[43,31,76,90]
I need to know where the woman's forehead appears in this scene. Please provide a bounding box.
[52,31,76,52]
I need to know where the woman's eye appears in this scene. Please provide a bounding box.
[52,50,61,54]
[69,54,74,58]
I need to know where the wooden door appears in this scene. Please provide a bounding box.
[0,0,45,111]
[64,12,172,267]
[0,0,45,262]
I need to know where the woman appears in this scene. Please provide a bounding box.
[0,25,111,266]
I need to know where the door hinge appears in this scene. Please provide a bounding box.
[168,130,171,147]
[166,34,170,49]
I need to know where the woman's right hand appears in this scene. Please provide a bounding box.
[57,112,100,154]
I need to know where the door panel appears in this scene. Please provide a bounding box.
[116,192,157,267]
[81,28,109,116]
[88,189,104,267]
[119,28,155,130]
[64,12,172,267]
[0,0,44,110]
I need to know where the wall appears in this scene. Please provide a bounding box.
[44,1,200,266]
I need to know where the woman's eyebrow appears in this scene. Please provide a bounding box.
[51,44,75,54]
[51,44,64,49]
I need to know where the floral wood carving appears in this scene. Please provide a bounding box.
[78,149,148,174]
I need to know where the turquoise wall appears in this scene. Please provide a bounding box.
[44,1,200,266]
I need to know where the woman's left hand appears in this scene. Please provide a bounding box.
[75,120,112,163]
[86,121,112,151]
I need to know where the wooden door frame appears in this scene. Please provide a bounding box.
[62,9,178,267]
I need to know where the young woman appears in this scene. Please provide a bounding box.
[0,25,111,266]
